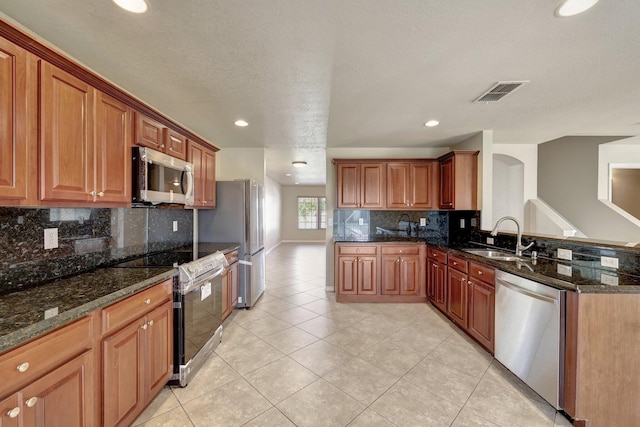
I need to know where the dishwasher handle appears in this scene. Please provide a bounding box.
[496,277,558,305]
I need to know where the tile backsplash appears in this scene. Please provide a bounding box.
[0,207,193,293]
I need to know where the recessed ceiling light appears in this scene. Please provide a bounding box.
[292,161,307,168]
[424,120,440,127]
[555,0,599,17]
[234,119,249,127]
[112,0,148,13]
[285,173,292,177]
[295,182,299,185]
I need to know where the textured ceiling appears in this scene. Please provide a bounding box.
[1,0,639,185]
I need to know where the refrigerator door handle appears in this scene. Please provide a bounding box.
[239,259,252,266]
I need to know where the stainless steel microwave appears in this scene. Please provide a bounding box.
[132,147,194,205]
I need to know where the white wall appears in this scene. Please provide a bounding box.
[491,154,524,233]
[265,176,282,253]
[281,185,326,242]
[216,148,266,183]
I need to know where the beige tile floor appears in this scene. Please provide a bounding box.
[134,242,573,427]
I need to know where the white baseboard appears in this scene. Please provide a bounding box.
[281,240,326,243]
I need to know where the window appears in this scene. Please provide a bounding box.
[298,197,326,229]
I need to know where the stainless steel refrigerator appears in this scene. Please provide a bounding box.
[198,179,265,308]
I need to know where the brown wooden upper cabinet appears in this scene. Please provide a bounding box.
[134,112,186,160]
[386,161,438,209]
[0,37,37,205]
[438,151,479,210]
[335,161,386,209]
[40,61,131,205]
[188,140,216,208]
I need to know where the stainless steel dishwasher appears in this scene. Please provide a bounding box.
[495,270,565,409]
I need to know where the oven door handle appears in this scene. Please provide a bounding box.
[179,265,225,294]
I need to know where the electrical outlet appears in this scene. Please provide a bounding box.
[486,237,494,245]
[358,218,364,226]
[600,273,619,286]
[238,297,243,304]
[44,307,59,319]
[173,221,178,232]
[557,248,572,261]
[420,218,426,227]
[44,228,58,250]
[459,218,465,228]
[557,264,572,277]
[601,256,619,269]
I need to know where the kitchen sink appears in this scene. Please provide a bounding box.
[462,249,521,261]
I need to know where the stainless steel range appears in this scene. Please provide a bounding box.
[112,250,228,387]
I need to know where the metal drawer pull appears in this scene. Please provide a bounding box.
[98,191,104,197]
[7,407,20,418]
[25,397,37,408]
[148,320,154,326]
[141,324,148,330]
[90,190,96,197]
[144,298,151,304]
[17,362,29,373]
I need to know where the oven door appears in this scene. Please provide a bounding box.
[173,271,223,386]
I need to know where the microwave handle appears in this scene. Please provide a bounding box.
[182,170,194,204]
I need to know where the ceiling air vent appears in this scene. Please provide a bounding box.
[474,81,529,103]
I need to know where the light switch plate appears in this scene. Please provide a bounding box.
[420,218,426,227]
[173,221,178,232]
[557,264,572,276]
[557,248,572,261]
[44,228,58,250]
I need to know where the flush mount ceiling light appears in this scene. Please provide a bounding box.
[285,173,292,177]
[234,119,249,127]
[112,0,148,13]
[292,161,307,168]
[424,120,440,127]
[555,0,599,17]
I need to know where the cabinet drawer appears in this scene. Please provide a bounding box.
[0,316,93,396]
[101,279,172,335]
[469,261,495,284]
[337,245,377,255]
[448,254,468,273]
[381,245,421,255]
[427,247,448,263]
[225,250,239,265]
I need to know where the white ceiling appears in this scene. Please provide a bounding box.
[1,0,639,185]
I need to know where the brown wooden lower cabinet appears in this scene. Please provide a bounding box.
[101,284,173,427]
[335,243,425,302]
[467,262,495,352]
[223,259,239,321]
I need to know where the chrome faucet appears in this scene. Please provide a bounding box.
[490,216,534,257]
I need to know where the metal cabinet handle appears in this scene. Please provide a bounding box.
[7,407,20,418]
[148,320,154,326]
[98,191,104,197]
[17,362,29,373]
[160,144,165,148]
[144,298,151,304]
[169,147,174,151]
[468,280,472,285]
[141,324,148,330]
[452,261,457,265]
[89,191,96,197]
[25,397,37,408]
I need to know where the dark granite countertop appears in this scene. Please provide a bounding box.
[445,245,640,294]
[334,236,426,243]
[0,267,177,354]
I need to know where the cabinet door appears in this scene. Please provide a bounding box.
[386,163,409,208]
[434,261,447,312]
[21,351,94,427]
[439,157,454,209]
[188,143,204,206]
[103,319,144,427]
[426,259,436,300]
[134,112,164,151]
[360,163,385,208]
[357,256,377,295]
[381,256,400,295]
[95,91,131,203]
[336,256,358,295]
[468,278,495,352]
[163,128,186,160]
[0,394,19,427]
[447,268,468,328]
[0,38,36,203]
[336,164,360,208]
[40,62,94,202]
[203,149,216,207]
[411,162,436,209]
[145,302,173,401]
[399,255,420,296]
